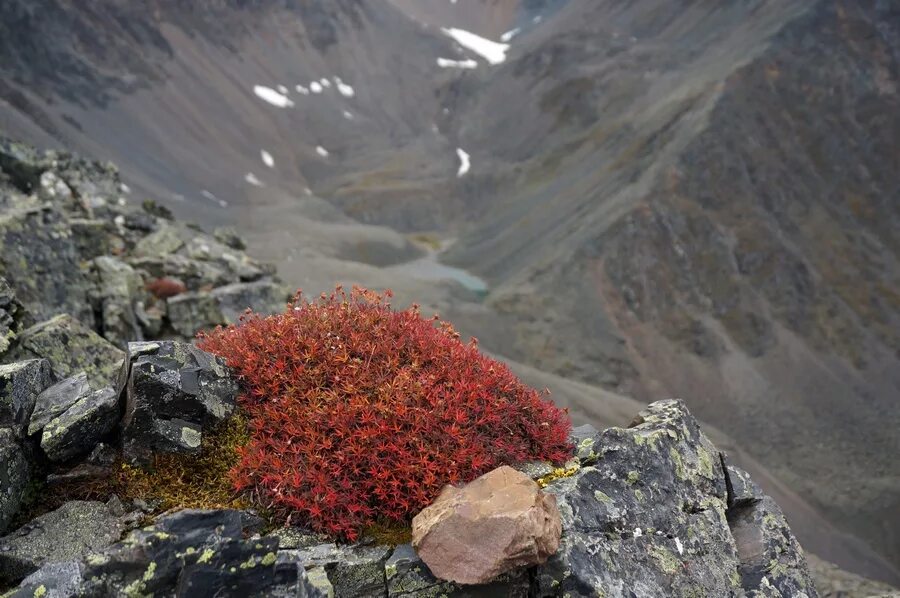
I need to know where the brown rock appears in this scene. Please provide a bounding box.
[411,465,562,585]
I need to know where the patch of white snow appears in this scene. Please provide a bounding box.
[343,110,354,120]
[261,150,275,168]
[244,172,264,187]
[675,537,684,555]
[437,57,478,69]
[442,28,509,65]
[296,84,310,95]
[320,78,331,88]
[310,81,323,94]
[253,85,294,108]
[334,77,355,97]
[316,146,330,158]
[276,85,288,94]
[456,148,470,177]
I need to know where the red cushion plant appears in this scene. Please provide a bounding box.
[197,286,572,541]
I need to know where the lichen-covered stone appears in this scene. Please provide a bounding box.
[167,280,288,337]
[91,256,144,347]
[278,543,390,597]
[534,400,817,597]
[119,341,238,463]
[27,373,91,436]
[0,359,52,437]
[11,315,124,389]
[0,277,28,357]
[0,429,30,535]
[7,509,326,597]
[0,500,124,585]
[0,205,93,325]
[40,386,119,462]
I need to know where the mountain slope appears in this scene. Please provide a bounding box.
[435,0,900,581]
[1,0,898,586]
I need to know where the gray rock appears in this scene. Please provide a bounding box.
[28,373,91,436]
[0,429,30,535]
[12,315,125,389]
[569,423,601,463]
[0,359,52,437]
[279,543,390,598]
[119,341,237,463]
[384,543,529,597]
[132,223,184,257]
[0,277,28,357]
[214,226,247,250]
[12,561,84,598]
[129,253,232,291]
[69,218,116,261]
[167,280,288,337]
[40,386,119,462]
[92,256,144,347]
[8,509,326,598]
[534,399,817,597]
[0,500,124,585]
[0,205,93,324]
[726,466,817,597]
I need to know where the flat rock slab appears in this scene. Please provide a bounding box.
[0,500,123,585]
[167,280,288,337]
[40,386,119,462]
[27,373,91,435]
[11,314,124,389]
[0,359,52,437]
[413,465,562,585]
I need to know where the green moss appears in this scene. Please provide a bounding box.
[261,552,277,567]
[142,562,157,582]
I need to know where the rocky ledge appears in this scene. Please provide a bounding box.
[0,138,823,596]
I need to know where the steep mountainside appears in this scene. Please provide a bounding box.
[1,0,898,588]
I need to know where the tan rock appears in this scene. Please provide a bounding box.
[411,465,562,585]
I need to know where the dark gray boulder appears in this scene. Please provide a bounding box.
[8,509,326,598]
[0,500,124,585]
[11,315,124,389]
[40,386,119,462]
[167,280,288,337]
[0,359,52,437]
[119,341,238,463]
[533,400,818,598]
[0,429,30,535]
[27,373,91,436]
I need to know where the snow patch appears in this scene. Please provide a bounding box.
[675,537,684,555]
[201,189,228,208]
[442,28,509,65]
[316,146,330,158]
[296,84,310,95]
[253,85,294,108]
[261,150,275,168]
[244,172,264,187]
[343,110,354,120]
[334,77,355,97]
[276,85,288,94]
[533,15,543,24]
[310,81,323,94]
[500,28,520,42]
[437,57,478,69]
[456,148,470,177]
[320,78,332,88]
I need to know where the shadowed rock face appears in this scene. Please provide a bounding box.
[0,0,897,587]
